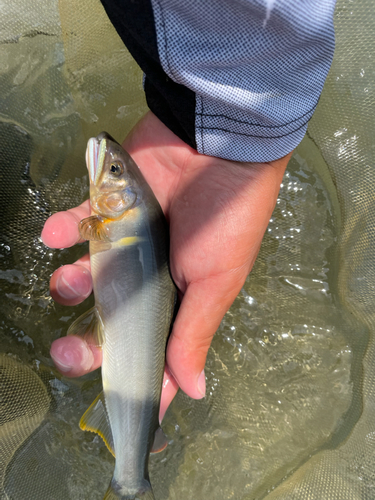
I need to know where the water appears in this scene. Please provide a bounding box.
[0,130,354,499]
[149,143,353,500]
[0,0,363,497]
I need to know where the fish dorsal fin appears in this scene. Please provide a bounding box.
[80,391,115,457]
[79,215,110,241]
[151,427,168,453]
[67,306,105,346]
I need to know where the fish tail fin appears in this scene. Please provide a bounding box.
[103,478,155,500]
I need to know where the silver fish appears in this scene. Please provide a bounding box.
[69,132,176,499]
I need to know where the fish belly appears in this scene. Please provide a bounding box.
[91,228,174,492]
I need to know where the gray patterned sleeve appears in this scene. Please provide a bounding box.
[99,0,336,162]
[150,0,336,162]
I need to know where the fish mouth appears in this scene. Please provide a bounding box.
[86,132,119,185]
[86,136,105,185]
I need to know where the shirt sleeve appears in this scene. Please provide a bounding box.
[99,0,336,162]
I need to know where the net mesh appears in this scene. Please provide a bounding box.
[0,0,373,498]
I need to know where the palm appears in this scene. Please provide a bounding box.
[42,111,290,419]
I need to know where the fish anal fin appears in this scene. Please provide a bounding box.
[67,306,105,346]
[79,215,110,242]
[151,427,168,454]
[80,391,115,457]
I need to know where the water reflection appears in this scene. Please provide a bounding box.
[149,147,352,500]
[0,127,354,499]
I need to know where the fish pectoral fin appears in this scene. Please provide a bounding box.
[80,391,115,457]
[79,215,110,241]
[151,427,168,454]
[67,306,105,346]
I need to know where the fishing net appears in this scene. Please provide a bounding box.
[0,0,373,498]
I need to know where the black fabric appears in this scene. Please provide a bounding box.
[99,0,196,149]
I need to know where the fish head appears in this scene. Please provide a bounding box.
[85,132,140,219]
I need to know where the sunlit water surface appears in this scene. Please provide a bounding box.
[0,131,354,499]
[0,1,363,495]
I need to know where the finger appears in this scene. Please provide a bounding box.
[166,270,247,400]
[50,254,92,306]
[51,334,178,420]
[41,200,90,248]
[50,335,102,377]
[159,363,179,423]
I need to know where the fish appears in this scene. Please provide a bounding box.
[68,132,176,499]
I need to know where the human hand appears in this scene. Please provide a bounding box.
[42,111,291,421]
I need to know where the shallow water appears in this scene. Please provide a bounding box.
[0,0,365,497]
[0,130,354,499]
[149,141,353,500]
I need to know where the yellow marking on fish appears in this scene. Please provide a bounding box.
[95,205,142,223]
[111,236,145,248]
[80,421,115,457]
[79,392,115,457]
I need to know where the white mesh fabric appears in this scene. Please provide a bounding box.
[151,0,336,161]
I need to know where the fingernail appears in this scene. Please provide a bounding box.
[56,270,91,300]
[162,370,170,390]
[51,348,74,373]
[197,369,206,398]
[51,337,94,376]
[51,355,72,373]
[40,232,47,246]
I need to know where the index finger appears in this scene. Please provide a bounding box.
[41,200,90,249]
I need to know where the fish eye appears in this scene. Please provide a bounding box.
[110,162,124,176]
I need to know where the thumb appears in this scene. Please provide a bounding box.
[166,269,248,399]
